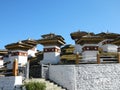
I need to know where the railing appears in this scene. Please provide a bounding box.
[41,64,49,79]
[75,53,120,64]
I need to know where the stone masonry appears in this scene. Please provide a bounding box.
[75,64,120,90]
[49,64,120,90]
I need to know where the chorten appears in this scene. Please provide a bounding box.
[22,39,38,57]
[5,41,33,69]
[79,36,104,62]
[97,32,120,53]
[60,44,77,64]
[112,37,120,52]
[70,31,104,63]
[0,49,8,68]
[37,33,65,64]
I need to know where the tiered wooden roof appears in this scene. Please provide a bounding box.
[37,33,65,46]
[76,36,104,45]
[0,49,8,55]
[60,44,76,61]
[96,32,120,39]
[61,44,75,55]
[70,30,95,40]
[5,38,37,51]
[29,51,43,66]
[22,39,38,46]
[60,44,82,62]
[70,31,120,45]
[5,41,33,51]
[112,37,120,45]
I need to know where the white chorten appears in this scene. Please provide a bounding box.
[38,33,65,64]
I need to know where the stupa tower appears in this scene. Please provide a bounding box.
[112,37,120,52]
[5,41,33,69]
[70,31,104,63]
[0,50,7,68]
[22,39,38,57]
[38,33,65,64]
[77,35,103,62]
[70,31,89,53]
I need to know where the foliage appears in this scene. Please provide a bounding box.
[24,82,46,90]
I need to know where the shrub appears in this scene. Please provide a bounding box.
[24,82,46,90]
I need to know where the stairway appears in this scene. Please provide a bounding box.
[24,78,66,90]
[0,67,6,76]
[0,69,13,76]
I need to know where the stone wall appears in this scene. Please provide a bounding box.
[75,64,120,90]
[0,76,22,90]
[49,64,120,90]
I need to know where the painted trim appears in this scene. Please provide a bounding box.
[82,46,98,51]
[11,52,28,56]
[44,48,60,53]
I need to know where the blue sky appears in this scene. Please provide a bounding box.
[0,0,120,50]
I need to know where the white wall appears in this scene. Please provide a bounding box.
[18,56,28,66]
[0,60,3,68]
[82,51,98,62]
[28,47,37,57]
[7,50,28,69]
[42,52,60,64]
[74,44,82,54]
[0,76,22,90]
[7,56,18,69]
[7,55,27,69]
[41,45,61,64]
[49,65,76,90]
[102,44,118,52]
[0,56,3,68]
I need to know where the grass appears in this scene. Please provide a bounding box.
[24,81,46,90]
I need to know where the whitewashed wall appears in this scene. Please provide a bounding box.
[102,44,118,52]
[49,65,76,90]
[7,55,27,69]
[0,56,3,68]
[28,47,37,57]
[41,45,61,64]
[82,51,98,62]
[74,44,82,54]
[0,76,22,90]
[0,60,3,68]
[49,64,120,90]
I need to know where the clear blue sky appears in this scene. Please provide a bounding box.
[0,0,120,50]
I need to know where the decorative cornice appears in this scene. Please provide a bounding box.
[44,47,60,53]
[10,51,28,56]
[82,46,98,51]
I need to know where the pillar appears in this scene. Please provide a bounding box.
[97,52,100,64]
[13,58,18,76]
[118,52,120,63]
[25,60,30,79]
[76,52,79,64]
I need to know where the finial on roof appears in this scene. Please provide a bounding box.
[78,29,80,32]
[18,40,22,44]
[87,32,91,37]
[106,30,109,34]
[28,38,31,40]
